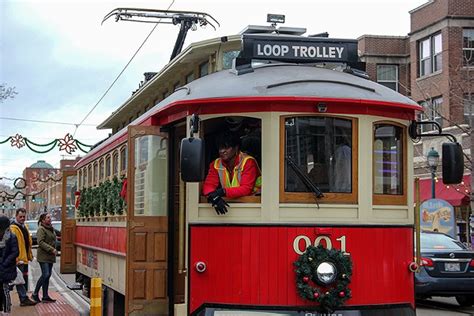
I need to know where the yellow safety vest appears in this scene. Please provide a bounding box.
[213,152,262,194]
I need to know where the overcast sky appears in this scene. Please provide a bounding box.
[0,0,427,184]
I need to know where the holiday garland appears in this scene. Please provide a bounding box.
[1,133,93,154]
[294,245,353,313]
[77,176,126,218]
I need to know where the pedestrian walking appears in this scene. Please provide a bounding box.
[0,215,19,314]
[32,213,57,303]
[9,208,36,306]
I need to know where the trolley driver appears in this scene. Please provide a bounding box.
[203,131,261,214]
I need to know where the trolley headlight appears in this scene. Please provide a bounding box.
[316,262,337,284]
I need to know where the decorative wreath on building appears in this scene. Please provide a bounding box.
[294,245,353,312]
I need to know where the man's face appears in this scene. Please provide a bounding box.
[16,211,26,225]
[219,145,238,163]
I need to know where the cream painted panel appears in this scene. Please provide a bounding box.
[357,116,373,222]
[279,204,358,221]
[118,256,126,294]
[197,204,261,220]
[373,207,411,223]
[76,246,127,294]
[261,112,279,221]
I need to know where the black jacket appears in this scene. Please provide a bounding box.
[0,230,19,283]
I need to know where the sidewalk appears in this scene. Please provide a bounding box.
[11,290,80,316]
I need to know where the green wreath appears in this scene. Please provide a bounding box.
[294,245,353,312]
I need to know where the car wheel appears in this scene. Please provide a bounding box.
[455,295,474,307]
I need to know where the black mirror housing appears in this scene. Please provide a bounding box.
[180,137,205,182]
[442,142,463,184]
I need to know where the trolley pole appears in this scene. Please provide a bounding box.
[414,178,421,270]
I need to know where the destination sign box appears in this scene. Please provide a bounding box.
[240,34,359,64]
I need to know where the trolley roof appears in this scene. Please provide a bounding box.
[77,63,420,168]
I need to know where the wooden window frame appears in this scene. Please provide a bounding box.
[120,145,127,176]
[106,155,111,178]
[113,150,119,176]
[372,121,407,205]
[87,165,92,186]
[279,115,358,204]
[99,158,105,182]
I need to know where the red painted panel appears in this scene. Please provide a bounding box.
[75,226,127,255]
[190,226,414,313]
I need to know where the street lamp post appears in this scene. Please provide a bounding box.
[427,147,440,199]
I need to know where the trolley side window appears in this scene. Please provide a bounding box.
[201,116,262,202]
[133,135,168,216]
[373,122,406,205]
[281,116,357,204]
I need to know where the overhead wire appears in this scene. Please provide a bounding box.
[0,116,97,126]
[73,0,176,137]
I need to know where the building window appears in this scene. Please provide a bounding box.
[93,162,98,184]
[417,97,443,132]
[464,94,474,124]
[419,33,442,77]
[376,65,398,91]
[280,116,357,204]
[186,72,194,84]
[199,61,209,77]
[463,29,474,66]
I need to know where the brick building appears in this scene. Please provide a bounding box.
[22,160,57,215]
[358,0,474,242]
[21,158,80,219]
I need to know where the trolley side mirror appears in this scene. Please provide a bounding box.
[442,142,463,184]
[180,137,205,182]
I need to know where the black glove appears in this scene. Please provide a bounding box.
[207,189,228,215]
[213,197,229,215]
[207,188,225,201]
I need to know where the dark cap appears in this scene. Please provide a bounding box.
[0,215,10,230]
[216,131,240,149]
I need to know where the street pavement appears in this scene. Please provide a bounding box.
[10,249,89,316]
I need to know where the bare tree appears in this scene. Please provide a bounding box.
[0,83,18,102]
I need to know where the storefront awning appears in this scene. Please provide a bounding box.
[417,175,470,207]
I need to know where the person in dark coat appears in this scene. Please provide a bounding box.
[32,213,57,303]
[0,215,19,314]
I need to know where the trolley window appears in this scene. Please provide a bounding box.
[106,155,111,178]
[133,135,168,216]
[373,122,406,205]
[99,159,104,181]
[201,116,262,203]
[120,145,127,174]
[113,151,119,176]
[281,116,357,204]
